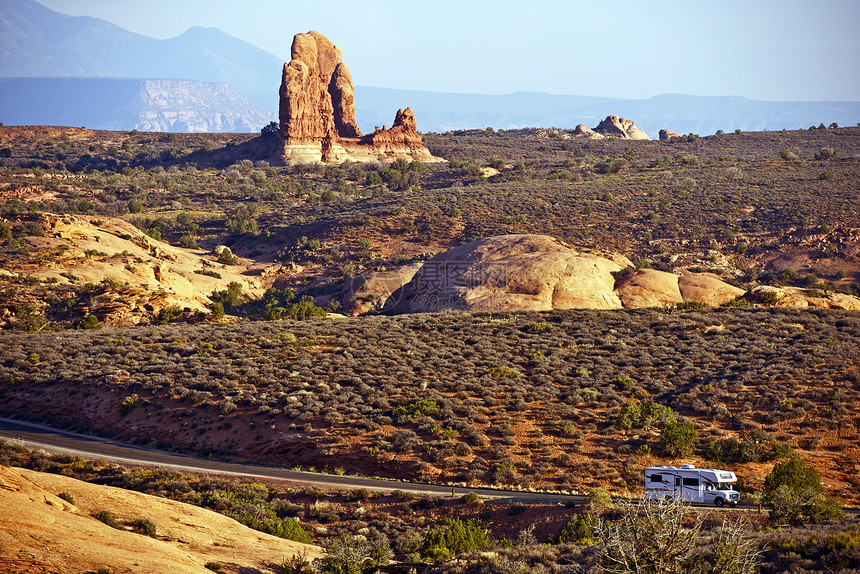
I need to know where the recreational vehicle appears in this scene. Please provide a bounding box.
[644,464,740,507]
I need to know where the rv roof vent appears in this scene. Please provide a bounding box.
[680,464,696,469]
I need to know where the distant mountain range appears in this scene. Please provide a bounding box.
[0,0,281,111]
[0,78,271,132]
[1,0,858,135]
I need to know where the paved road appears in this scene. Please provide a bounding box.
[0,417,585,504]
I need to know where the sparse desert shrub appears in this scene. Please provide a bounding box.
[592,497,760,574]
[279,551,315,574]
[130,516,158,537]
[779,148,799,161]
[57,491,75,504]
[91,510,123,529]
[814,147,837,160]
[486,366,522,379]
[319,534,390,574]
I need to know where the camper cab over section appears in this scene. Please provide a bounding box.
[644,464,740,507]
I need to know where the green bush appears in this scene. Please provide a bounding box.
[615,401,675,430]
[319,534,390,574]
[524,321,551,333]
[392,399,438,420]
[278,552,315,574]
[211,281,244,309]
[763,455,843,525]
[779,148,799,161]
[217,246,239,265]
[814,147,837,160]
[675,300,709,310]
[421,518,490,562]
[485,366,522,379]
[128,198,144,213]
[557,513,592,544]
[586,487,613,509]
[226,204,259,235]
[120,394,139,415]
[657,419,698,457]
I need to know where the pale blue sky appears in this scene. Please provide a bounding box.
[38,0,860,101]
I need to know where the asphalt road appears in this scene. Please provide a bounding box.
[0,417,585,504]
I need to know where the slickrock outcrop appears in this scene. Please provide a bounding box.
[279,31,440,165]
[383,235,783,315]
[387,235,624,314]
[659,128,682,141]
[615,269,683,308]
[593,115,650,140]
[573,124,605,139]
[744,285,860,310]
[0,465,320,574]
[1,213,262,327]
[678,271,746,306]
[342,262,423,315]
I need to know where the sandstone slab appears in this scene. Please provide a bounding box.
[614,268,682,308]
[387,235,623,314]
[342,263,423,315]
[0,465,320,574]
[678,271,746,306]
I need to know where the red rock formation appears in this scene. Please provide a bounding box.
[279,31,358,160]
[363,108,423,146]
[278,31,440,164]
[593,115,650,140]
[330,63,360,138]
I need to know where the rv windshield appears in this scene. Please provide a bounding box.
[714,482,733,491]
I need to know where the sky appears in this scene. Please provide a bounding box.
[37,0,860,102]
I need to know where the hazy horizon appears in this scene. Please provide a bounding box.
[35,0,860,103]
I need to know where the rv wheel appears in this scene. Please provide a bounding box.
[715,498,724,508]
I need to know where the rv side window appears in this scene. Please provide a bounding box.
[649,474,662,483]
[682,478,699,487]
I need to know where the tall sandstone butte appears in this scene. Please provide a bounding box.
[279,31,439,164]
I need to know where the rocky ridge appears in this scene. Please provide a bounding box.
[279,31,440,164]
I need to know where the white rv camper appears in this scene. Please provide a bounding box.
[644,464,740,507]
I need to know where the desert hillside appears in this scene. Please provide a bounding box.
[1,124,859,574]
[1,125,858,327]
